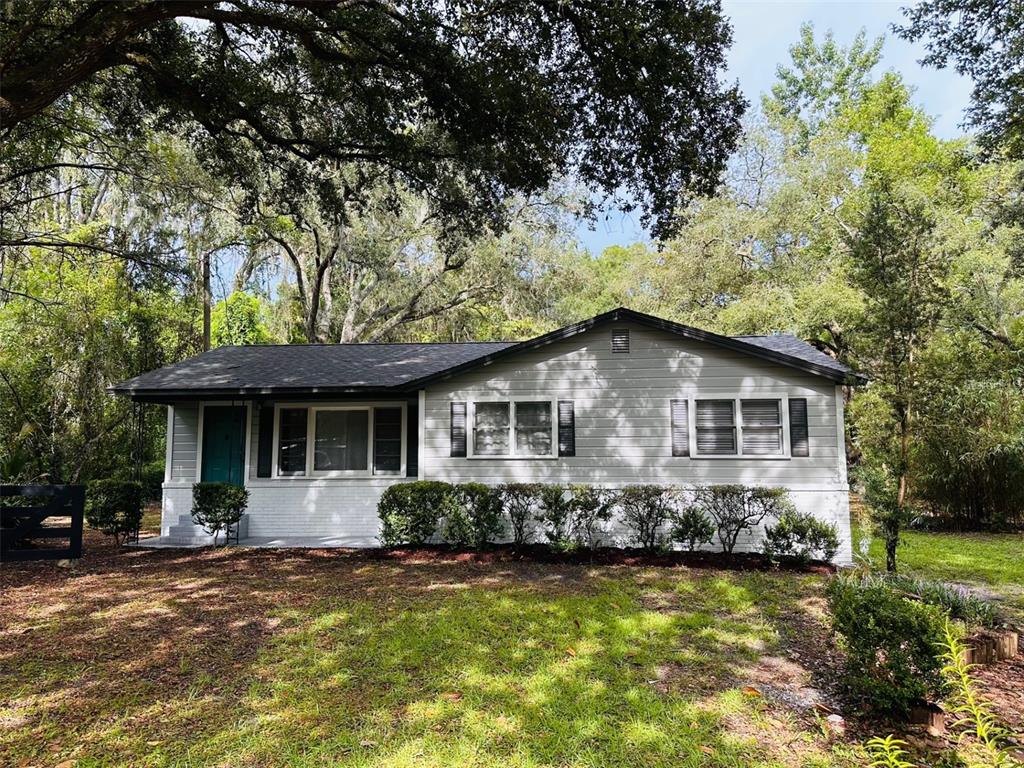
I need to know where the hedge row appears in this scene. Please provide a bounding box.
[377,481,839,562]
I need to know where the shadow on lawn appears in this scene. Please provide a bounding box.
[0,533,848,767]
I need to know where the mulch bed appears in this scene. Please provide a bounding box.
[370,543,837,573]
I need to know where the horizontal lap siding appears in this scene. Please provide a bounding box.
[169,403,199,481]
[421,323,844,487]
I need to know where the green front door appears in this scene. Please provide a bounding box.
[201,406,246,486]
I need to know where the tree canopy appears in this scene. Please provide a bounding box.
[1,0,745,238]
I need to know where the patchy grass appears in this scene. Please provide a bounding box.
[0,533,860,768]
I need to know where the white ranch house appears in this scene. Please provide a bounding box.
[113,308,863,561]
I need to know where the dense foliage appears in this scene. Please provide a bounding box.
[762,509,840,565]
[190,482,249,546]
[827,574,949,717]
[444,483,505,548]
[84,479,143,545]
[377,481,457,547]
[617,485,675,551]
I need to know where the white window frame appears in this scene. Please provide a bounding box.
[271,402,407,478]
[688,395,791,460]
[467,398,558,459]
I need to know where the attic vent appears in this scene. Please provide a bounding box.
[611,328,630,353]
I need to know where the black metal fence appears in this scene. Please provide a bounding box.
[0,485,85,561]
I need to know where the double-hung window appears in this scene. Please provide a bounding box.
[691,397,787,458]
[273,404,404,477]
[469,400,555,457]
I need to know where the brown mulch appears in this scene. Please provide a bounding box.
[371,543,837,573]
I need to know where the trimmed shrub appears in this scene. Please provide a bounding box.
[445,483,504,548]
[670,505,715,552]
[618,484,674,551]
[827,574,948,718]
[694,485,793,554]
[569,484,615,548]
[86,479,143,545]
[377,480,456,547]
[535,484,575,549]
[191,482,248,546]
[499,483,542,547]
[762,509,840,564]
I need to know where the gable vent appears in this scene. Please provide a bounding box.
[611,328,630,353]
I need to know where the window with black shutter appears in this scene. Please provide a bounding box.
[450,401,467,457]
[256,405,274,477]
[670,399,689,457]
[789,398,809,457]
[557,401,575,457]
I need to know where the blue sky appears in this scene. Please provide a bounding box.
[576,0,975,254]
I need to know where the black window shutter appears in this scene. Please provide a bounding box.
[450,401,467,457]
[670,399,689,457]
[557,400,575,457]
[256,405,274,477]
[789,398,809,457]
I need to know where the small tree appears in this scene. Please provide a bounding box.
[618,485,674,551]
[535,484,575,549]
[499,483,542,548]
[670,503,715,552]
[445,483,504,548]
[694,485,792,555]
[860,465,916,573]
[85,479,144,546]
[569,484,616,549]
[191,482,249,546]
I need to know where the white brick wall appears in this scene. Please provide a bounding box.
[162,478,408,546]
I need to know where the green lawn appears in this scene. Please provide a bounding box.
[0,535,858,768]
[855,523,1024,622]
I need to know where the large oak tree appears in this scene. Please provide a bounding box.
[1,0,745,238]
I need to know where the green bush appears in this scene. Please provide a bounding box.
[499,483,542,547]
[191,482,249,546]
[827,574,948,718]
[445,483,504,548]
[618,485,674,551]
[377,480,456,547]
[670,505,715,552]
[569,484,615,548]
[86,479,144,545]
[140,460,165,502]
[762,509,840,564]
[535,484,575,549]
[693,484,793,554]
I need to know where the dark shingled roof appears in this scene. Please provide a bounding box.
[112,342,515,398]
[112,308,863,400]
[734,334,853,380]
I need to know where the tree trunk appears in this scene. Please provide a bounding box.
[202,248,211,351]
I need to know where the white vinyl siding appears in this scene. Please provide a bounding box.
[421,322,845,488]
[169,403,199,481]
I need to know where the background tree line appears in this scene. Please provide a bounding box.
[2,2,1022,531]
